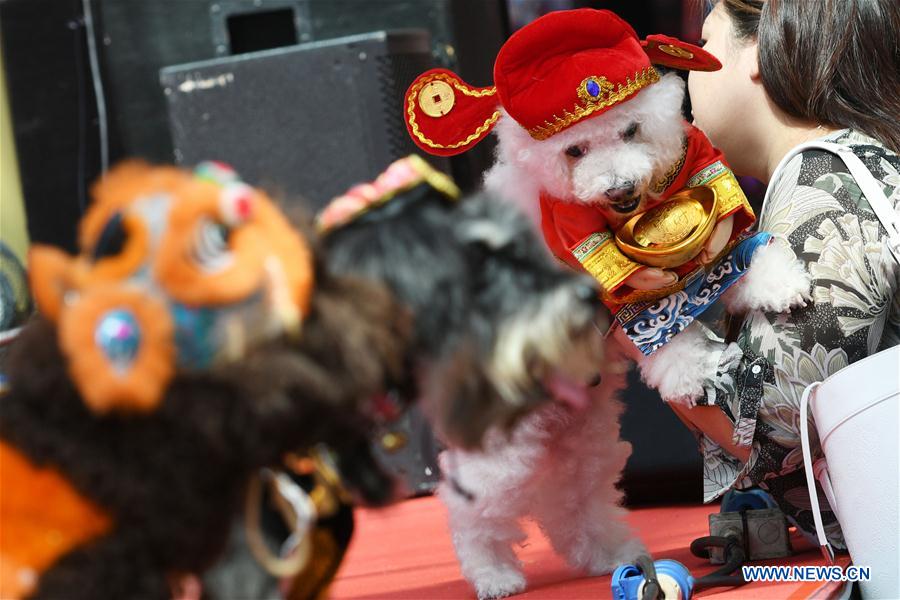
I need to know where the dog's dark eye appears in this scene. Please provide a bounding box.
[622,123,639,141]
[564,145,585,158]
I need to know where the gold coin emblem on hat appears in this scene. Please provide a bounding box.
[418,80,456,117]
[658,44,694,60]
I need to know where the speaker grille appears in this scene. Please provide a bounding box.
[376,52,434,159]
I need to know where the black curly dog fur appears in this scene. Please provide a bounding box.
[323,184,608,448]
[1,254,410,599]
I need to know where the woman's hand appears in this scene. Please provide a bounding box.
[698,215,734,265]
[625,266,679,290]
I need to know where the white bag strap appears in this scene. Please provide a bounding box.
[800,382,836,564]
[764,140,900,265]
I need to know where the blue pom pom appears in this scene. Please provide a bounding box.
[96,310,141,370]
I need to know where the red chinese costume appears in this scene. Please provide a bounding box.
[403,9,755,308]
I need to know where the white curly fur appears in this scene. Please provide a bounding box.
[482,71,811,405]
[721,237,812,313]
[486,74,686,222]
[440,337,644,600]
[632,325,725,407]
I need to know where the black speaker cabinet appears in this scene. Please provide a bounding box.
[160,30,443,209]
[97,0,506,169]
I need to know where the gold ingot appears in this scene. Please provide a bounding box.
[633,199,705,247]
[658,44,694,60]
[418,80,455,117]
[615,185,718,269]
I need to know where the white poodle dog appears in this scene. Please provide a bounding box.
[438,72,811,600]
[439,335,644,600]
[486,71,811,404]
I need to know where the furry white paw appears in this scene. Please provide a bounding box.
[721,239,812,313]
[472,565,527,600]
[587,538,647,576]
[639,325,719,405]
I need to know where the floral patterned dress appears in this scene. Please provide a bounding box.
[694,129,900,547]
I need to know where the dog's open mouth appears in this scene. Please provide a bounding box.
[543,371,592,411]
[609,195,641,214]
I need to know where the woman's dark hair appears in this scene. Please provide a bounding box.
[721,0,900,152]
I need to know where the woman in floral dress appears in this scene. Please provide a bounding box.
[675,0,900,546]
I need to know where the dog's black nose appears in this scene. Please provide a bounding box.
[606,182,636,201]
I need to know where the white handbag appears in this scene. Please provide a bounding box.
[780,141,900,599]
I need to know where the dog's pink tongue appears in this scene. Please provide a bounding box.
[545,374,591,411]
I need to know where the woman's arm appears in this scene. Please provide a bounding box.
[668,402,751,463]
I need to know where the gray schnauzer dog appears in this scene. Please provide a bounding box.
[321,159,644,599]
[320,168,610,449]
[207,164,612,600]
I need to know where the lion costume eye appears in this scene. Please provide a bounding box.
[84,210,151,282]
[193,219,234,273]
[92,212,128,260]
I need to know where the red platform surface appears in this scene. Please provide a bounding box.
[331,496,849,600]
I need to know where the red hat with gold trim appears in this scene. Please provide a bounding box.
[404,9,718,156]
